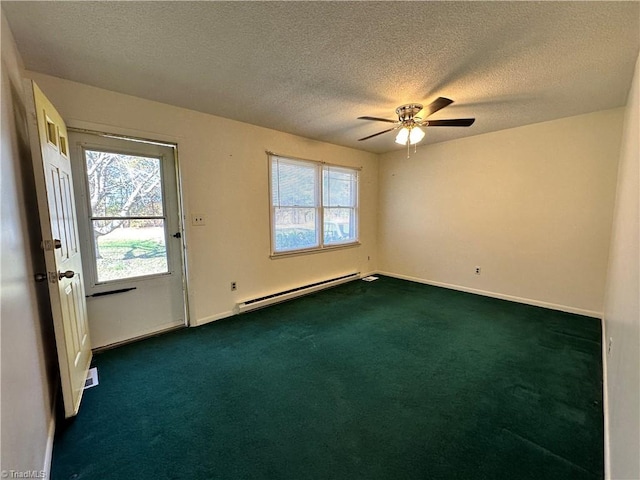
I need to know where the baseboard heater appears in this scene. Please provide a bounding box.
[236,272,360,314]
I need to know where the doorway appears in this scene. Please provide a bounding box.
[69,131,187,349]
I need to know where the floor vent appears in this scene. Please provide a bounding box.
[84,367,99,390]
[236,272,360,313]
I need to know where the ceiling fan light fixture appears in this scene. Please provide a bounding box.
[409,126,425,144]
[395,127,410,145]
[395,126,425,145]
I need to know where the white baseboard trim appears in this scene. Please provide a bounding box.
[92,322,184,351]
[43,409,55,477]
[601,316,611,480]
[360,270,378,278]
[194,310,235,326]
[376,271,603,319]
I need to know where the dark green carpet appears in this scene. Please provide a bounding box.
[51,276,603,479]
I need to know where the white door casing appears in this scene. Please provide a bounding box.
[24,80,92,418]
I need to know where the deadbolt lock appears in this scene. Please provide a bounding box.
[42,239,62,251]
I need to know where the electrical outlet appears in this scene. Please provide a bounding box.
[231,281,237,291]
[475,266,481,275]
[191,214,206,226]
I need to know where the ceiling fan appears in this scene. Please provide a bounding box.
[357,97,475,155]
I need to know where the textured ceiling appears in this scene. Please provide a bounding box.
[3,1,639,153]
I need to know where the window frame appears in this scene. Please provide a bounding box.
[268,153,360,257]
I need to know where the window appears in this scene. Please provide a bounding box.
[84,149,170,283]
[270,154,358,255]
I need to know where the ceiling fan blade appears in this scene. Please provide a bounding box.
[358,127,397,141]
[427,118,475,127]
[421,97,454,118]
[357,116,397,123]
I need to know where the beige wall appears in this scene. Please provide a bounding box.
[378,109,623,316]
[0,11,57,474]
[603,52,639,480]
[25,72,379,329]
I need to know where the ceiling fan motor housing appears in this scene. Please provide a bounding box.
[396,104,423,123]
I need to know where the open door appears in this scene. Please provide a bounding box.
[24,80,92,418]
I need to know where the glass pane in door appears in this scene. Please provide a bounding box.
[93,219,168,282]
[84,149,169,283]
[85,150,164,217]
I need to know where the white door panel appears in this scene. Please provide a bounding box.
[24,80,92,418]
[87,274,184,346]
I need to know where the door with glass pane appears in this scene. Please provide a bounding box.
[25,80,92,417]
[69,132,185,348]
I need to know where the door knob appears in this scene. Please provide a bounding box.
[54,239,62,249]
[58,270,75,280]
[35,273,48,282]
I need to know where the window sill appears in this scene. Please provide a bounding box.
[270,241,361,259]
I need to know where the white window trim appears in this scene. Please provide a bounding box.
[268,152,360,258]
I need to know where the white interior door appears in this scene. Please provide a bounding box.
[68,131,186,349]
[24,80,92,418]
